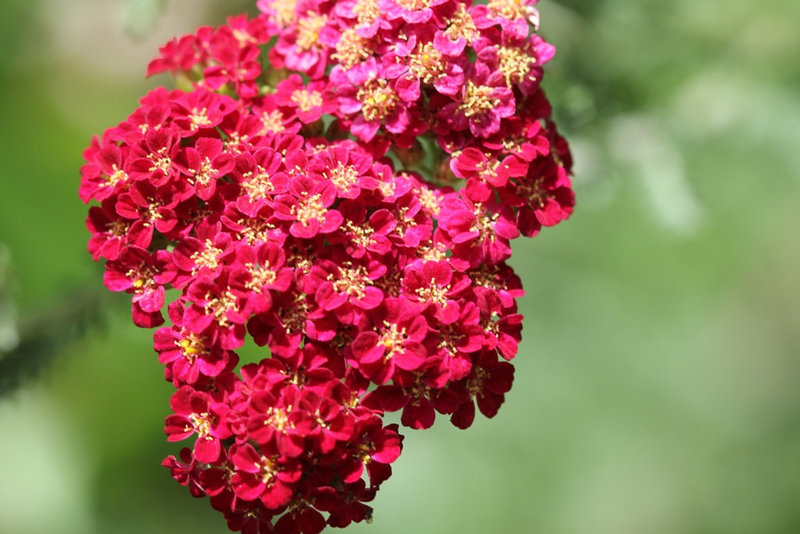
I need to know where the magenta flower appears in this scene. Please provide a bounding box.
[335,201,397,259]
[103,246,172,327]
[79,138,132,203]
[85,201,130,261]
[304,257,386,318]
[274,74,338,124]
[229,442,300,509]
[451,146,529,202]
[269,2,333,79]
[177,137,235,200]
[449,351,514,429]
[438,62,515,138]
[230,241,294,315]
[154,326,236,386]
[307,142,378,199]
[183,272,251,350]
[170,88,237,136]
[170,225,235,288]
[348,297,429,384]
[402,260,470,324]
[231,146,289,217]
[332,58,422,142]
[471,0,540,39]
[273,176,343,239]
[164,386,231,463]
[500,152,575,237]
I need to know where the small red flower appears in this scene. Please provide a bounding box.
[229,442,301,509]
[402,260,470,324]
[274,176,343,239]
[274,75,338,124]
[165,386,231,463]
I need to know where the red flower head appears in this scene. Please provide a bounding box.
[80,2,574,532]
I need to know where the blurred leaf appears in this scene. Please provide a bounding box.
[0,246,18,353]
[120,0,168,38]
[0,281,108,398]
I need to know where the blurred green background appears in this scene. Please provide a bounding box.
[1,0,799,533]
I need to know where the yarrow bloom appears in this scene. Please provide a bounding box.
[80,0,574,532]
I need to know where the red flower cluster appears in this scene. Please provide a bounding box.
[80,0,573,532]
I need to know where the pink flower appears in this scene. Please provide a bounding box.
[500,154,575,237]
[86,201,130,261]
[437,62,515,138]
[164,386,231,463]
[114,179,184,250]
[378,0,448,24]
[332,0,387,38]
[451,146,529,202]
[147,33,205,77]
[401,260,470,324]
[79,137,132,203]
[269,3,333,79]
[274,75,338,124]
[438,194,519,269]
[178,137,235,200]
[170,224,235,288]
[170,89,238,136]
[348,297,429,384]
[273,176,343,239]
[229,241,294,315]
[307,142,378,199]
[478,113,551,162]
[304,256,386,318]
[103,246,171,320]
[128,126,185,187]
[183,271,251,349]
[471,0,540,39]
[474,27,551,94]
[229,442,301,509]
[332,58,423,142]
[154,326,237,386]
[334,201,396,259]
[434,3,479,56]
[231,146,289,216]
[449,351,514,429]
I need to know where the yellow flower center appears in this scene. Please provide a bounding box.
[296,12,327,51]
[327,162,359,191]
[189,107,212,130]
[380,321,407,357]
[245,262,277,292]
[408,42,444,85]
[205,290,238,327]
[444,4,478,44]
[497,46,534,86]
[331,262,371,298]
[191,239,223,273]
[353,0,380,28]
[459,82,497,118]
[415,277,449,306]
[333,29,372,69]
[105,164,129,187]
[293,193,327,226]
[357,78,398,122]
[488,0,530,21]
[395,0,431,11]
[258,110,286,135]
[147,147,172,175]
[290,89,324,113]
